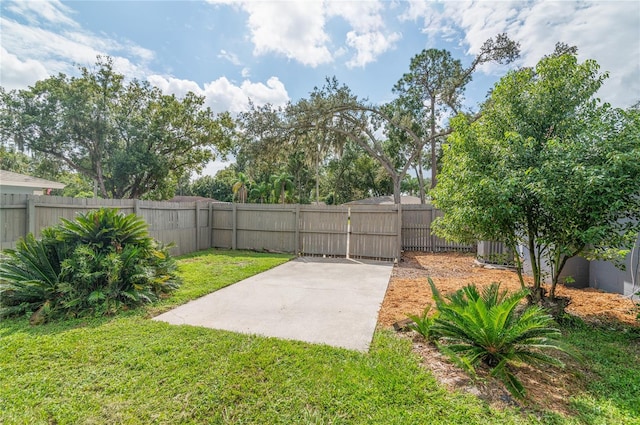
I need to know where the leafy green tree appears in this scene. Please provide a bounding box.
[188,174,232,202]
[432,46,640,301]
[58,173,96,198]
[0,146,31,174]
[290,35,519,203]
[393,35,520,190]
[320,141,391,204]
[236,103,293,185]
[249,181,271,204]
[0,57,233,200]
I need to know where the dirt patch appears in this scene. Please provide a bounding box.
[378,251,639,415]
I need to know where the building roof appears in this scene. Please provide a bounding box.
[344,195,424,205]
[0,170,65,189]
[168,195,222,203]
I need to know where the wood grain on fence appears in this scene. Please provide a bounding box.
[1,195,474,258]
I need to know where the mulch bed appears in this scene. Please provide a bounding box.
[377,252,639,415]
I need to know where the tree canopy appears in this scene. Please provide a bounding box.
[0,57,234,200]
[432,46,640,300]
[288,34,520,204]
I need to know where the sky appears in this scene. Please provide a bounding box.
[2,0,639,176]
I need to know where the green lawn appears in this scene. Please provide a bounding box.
[1,249,639,424]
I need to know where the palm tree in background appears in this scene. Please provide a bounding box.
[270,172,294,204]
[250,181,271,203]
[232,172,250,203]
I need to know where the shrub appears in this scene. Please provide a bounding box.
[0,208,180,321]
[427,278,567,399]
[406,306,439,341]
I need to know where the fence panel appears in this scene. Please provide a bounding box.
[211,203,233,249]
[350,205,399,260]
[401,204,434,251]
[299,206,348,257]
[401,204,474,252]
[2,195,474,258]
[236,204,297,252]
[138,200,197,256]
[0,194,28,249]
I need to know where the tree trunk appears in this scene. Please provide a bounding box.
[315,151,320,204]
[527,235,544,303]
[430,98,437,188]
[95,161,108,198]
[416,151,426,204]
[510,242,526,291]
[392,174,401,204]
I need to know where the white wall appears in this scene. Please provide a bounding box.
[0,185,41,195]
[519,233,640,297]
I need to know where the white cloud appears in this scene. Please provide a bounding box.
[1,1,153,90]
[6,0,78,27]
[402,0,640,107]
[243,1,332,67]
[345,30,402,69]
[0,47,49,89]
[147,75,203,99]
[327,1,386,33]
[218,49,241,66]
[328,1,401,68]
[209,0,400,68]
[148,75,290,115]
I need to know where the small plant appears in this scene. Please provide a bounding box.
[427,278,567,399]
[0,208,180,322]
[406,306,438,340]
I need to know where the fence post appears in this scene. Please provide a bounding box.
[232,203,237,250]
[26,195,35,236]
[134,199,141,216]
[208,202,213,248]
[430,206,436,253]
[195,202,200,251]
[294,204,300,255]
[396,203,402,261]
[346,207,351,259]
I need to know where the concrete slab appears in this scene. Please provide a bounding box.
[153,257,393,351]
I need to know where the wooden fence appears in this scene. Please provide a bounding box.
[401,204,474,252]
[1,194,474,259]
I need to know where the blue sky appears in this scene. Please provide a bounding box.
[2,0,638,175]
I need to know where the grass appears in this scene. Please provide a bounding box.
[1,249,639,424]
[562,321,640,424]
[151,248,293,311]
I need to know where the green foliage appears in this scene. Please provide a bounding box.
[270,171,294,204]
[232,171,251,203]
[0,56,234,200]
[186,168,236,202]
[427,278,567,399]
[0,208,180,321]
[0,234,61,318]
[433,46,640,299]
[406,305,439,340]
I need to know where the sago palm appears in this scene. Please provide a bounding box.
[428,278,567,399]
[0,234,62,318]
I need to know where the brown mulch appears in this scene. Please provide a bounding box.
[377,251,639,415]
